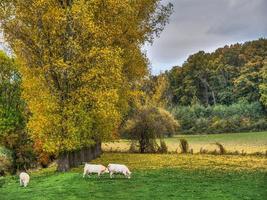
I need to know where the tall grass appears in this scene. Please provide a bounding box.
[179,139,189,153]
[214,142,226,155]
[158,140,168,153]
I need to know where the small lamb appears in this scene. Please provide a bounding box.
[107,164,131,179]
[83,163,109,178]
[19,172,30,187]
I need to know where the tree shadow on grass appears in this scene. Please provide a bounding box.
[81,174,132,182]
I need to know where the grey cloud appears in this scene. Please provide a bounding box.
[147,0,267,74]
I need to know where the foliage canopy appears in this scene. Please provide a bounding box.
[0,51,35,171]
[0,0,173,155]
[123,106,179,153]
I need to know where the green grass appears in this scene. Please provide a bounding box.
[103,131,267,153]
[172,131,267,144]
[1,169,266,200]
[0,153,266,200]
[1,132,266,199]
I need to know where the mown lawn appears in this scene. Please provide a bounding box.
[103,131,267,153]
[0,153,266,200]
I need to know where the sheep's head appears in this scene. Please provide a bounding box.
[104,168,109,173]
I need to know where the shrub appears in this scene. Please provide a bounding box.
[34,141,54,168]
[179,139,189,153]
[192,117,209,133]
[0,51,36,172]
[214,142,226,155]
[209,117,228,133]
[0,176,5,188]
[171,101,266,134]
[199,147,208,154]
[251,119,267,131]
[122,106,179,153]
[1,131,36,172]
[146,140,159,153]
[189,148,193,154]
[158,140,168,153]
[0,155,12,175]
[129,142,139,153]
[0,147,12,174]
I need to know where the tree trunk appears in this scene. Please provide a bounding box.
[139,133,146,153]
[203,83,209,105]
[140,142,145,153]
[211,90,216,105]
[57,142,102,172]
[199,76,217,105]
[57,152,70,172]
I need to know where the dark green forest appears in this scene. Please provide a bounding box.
[161,38,267,134]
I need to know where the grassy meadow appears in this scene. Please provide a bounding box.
[1,132,266,199]
[102,131,267,153]
[0,153,266,200]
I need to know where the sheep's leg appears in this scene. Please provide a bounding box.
[110,172,113,178]
[83,170,87,178]
[20,179,23,186]
[126,171,131,179]
[123,171,128,178]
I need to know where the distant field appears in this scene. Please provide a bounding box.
[1,153,266,200]
[102,131,267,153]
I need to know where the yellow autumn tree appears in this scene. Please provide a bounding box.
[0,0,172,171]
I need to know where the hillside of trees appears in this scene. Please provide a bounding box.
[161,39,267,134]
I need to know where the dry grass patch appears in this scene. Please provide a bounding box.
[90,153,266,172]
[102,131,267,153]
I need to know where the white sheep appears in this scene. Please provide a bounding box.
[19,172,30,187]
[107,164,131,179]
[83,164,109,178]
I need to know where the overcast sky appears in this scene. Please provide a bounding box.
[1,0,266,74]
[145,0,267,74]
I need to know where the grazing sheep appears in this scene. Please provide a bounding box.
[83,164,109,178]
[107,164,131,179]
[19,172,30,187]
